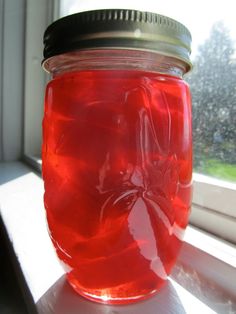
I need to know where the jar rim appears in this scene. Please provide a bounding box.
[43,49,187,78]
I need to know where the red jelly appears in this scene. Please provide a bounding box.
[42,9,192,304]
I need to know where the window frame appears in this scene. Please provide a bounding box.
[191,174,236,243]
[0,0,25,161]
[23,0,59,159]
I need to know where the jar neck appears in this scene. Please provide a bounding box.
[43,49,187,78]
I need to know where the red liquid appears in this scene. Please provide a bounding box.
[42,70,192,304]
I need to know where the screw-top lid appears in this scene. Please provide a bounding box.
[43,9,192,72]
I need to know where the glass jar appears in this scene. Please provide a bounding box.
[42,9,192,304]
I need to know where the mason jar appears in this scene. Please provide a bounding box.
[42,9,192,304]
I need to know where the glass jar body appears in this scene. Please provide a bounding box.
[42,49,192,304]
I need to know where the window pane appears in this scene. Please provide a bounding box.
[60,0,236,183]
[186,20,236,183]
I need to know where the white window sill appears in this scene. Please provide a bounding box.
[0,161,235,313]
